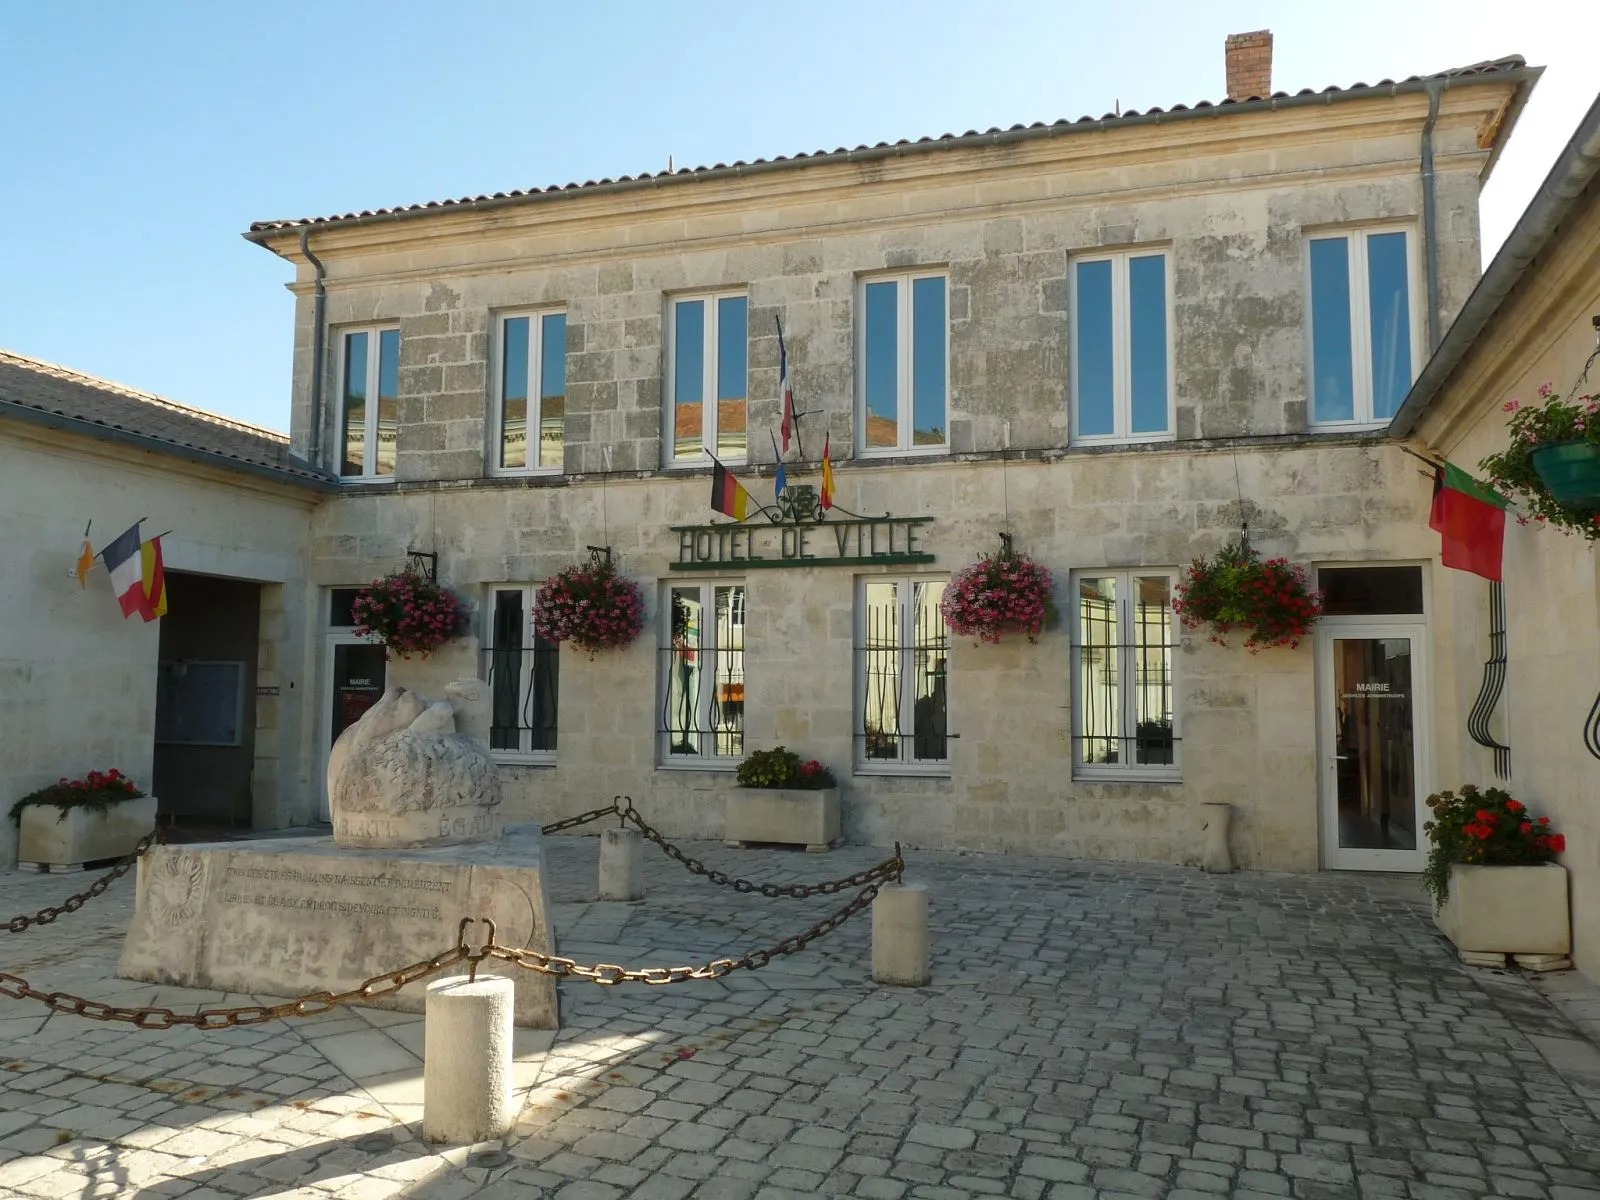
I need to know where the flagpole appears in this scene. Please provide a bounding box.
[775,314,806,462]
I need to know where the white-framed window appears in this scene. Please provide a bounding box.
[666,293,748,464]
[1071,570,1179,779]
[1070,250,1172,443]
[858,272,948,455]
[659,581,745,764]
[1307,226,1419,428]
[482,585,559,762]
[855,576,950,772]
[492,311,567,473]
[339,327,400,478]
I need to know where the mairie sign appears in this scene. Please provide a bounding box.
[669,487,934,571]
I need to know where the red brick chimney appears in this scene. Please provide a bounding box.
[1225,30,1273,101]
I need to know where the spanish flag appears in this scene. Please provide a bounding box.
[139,536,168,621]
[820,433,835,511]
[710,457,753,521]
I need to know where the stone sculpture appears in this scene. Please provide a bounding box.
[327,681,503,849]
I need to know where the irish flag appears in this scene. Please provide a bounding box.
[1430,464,1508,582]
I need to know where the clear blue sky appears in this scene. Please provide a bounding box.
[1,1,1594,432]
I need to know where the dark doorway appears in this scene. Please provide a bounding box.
[152,572,261,828]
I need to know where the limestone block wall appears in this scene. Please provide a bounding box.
[309,440,1433,871]
[0,425,319,864]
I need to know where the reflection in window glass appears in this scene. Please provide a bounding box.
[487,587,559,755]
[538,312,566,468]
[660,583,745,761]
[1367,232,1412,420]
[716,296,748,460]
[911,277,946,446]
[1128,256,1168,435]
[864,282,899,449]
[1073,572,1178,774]
[1076,577,1119,764]
[857,578,950,766]
[1133,576,1175,766]
[1310,238,1355,423]
[342,331,368,476]
[376,330,399,477]
[500,317,530,469]
[1309,229,1413,426]
[673,301,705,461]
[1333,636,1416,850]
[1073,260,1115,438]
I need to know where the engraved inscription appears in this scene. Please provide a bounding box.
[221,893,440,920]
[224,866,450,892]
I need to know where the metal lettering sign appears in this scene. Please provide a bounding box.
[669,486,934,572]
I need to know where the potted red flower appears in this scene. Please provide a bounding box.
[351,569,470,659]
[9,769,155,868]
[941,542,1056,644]
[533,555,646,657]
[1173,540,1322,651]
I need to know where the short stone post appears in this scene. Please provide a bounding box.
[598,827,644,901]
[424,975,515,1144]
[1201,802,1234,873]
[872,882,930,986]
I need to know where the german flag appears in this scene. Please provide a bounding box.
[710,457,752,520]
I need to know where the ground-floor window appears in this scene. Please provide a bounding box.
[1071,570,1178,778]
[855,576,950,772]
[483,585,559,761]
[660,581,745,764]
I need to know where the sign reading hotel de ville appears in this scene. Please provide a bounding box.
[670,485,935,571]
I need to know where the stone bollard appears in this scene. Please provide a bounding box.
[1201,802,1234,873]
[424,975,515,1144]
[872,882,930,986]
[598,827,645,901]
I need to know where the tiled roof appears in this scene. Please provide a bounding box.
[247,57,1530,238]
[0,349,336,489]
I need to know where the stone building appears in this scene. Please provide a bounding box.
[230,36,1536,873]
[1393,88,1600,974]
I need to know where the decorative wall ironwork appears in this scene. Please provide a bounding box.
[1465,581,1510,778]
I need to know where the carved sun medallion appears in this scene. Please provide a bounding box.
[147,852,204,927]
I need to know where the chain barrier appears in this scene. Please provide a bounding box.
[3,829,162,935]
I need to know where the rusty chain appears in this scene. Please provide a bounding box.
[539,802,624,836]
[3,829,162,935]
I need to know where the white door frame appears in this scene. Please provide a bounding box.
[1315,617,1432,872]
[317,630,386,822]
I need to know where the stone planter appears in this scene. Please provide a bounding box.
[1434,862,1570,958]
[18,796,158,869]
[725,787,841,851]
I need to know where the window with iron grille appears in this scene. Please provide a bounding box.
[1071,571,1179,778]
[481,586,559,762]
[855,577,951,772]
[660,582,745,764]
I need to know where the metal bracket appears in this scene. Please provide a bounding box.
[405,550,437,581]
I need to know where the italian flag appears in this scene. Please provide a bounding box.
[1430,464,1508,582]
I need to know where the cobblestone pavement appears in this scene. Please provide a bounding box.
[2,832,1600,1199]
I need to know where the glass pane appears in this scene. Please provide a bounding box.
[1332,637,1417,850]
[1318,566,1424,616]
[672,301,705,461]
[341,331,368,476]
[490,590,525,751]
[1367,232,1412,420]
[500,317,529,470]
[1132,576,1175,765]
[911,580,949,761]
[864,281,899,448]
[861,581,901,758]
[330,642,386,746]
[664,588,703,755]
[539,313,566,469]
[329,588,361,627]
[911,277,946,446]
[712,585,745,758]
[528,634,559,753]
[1309,238,1355,423]
[1074,260,1114,437]
[1076,577,1119,764]
[1129,255,1168,435]
[375,329,399,477]
[716,296,748,460]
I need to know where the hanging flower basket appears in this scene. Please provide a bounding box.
[533,555,646,655]
[1480,382,1600,533]
[1173,539,1322,652]
[351,569,470,659]
[940,542,1057,644]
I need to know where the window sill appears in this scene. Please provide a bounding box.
[855,445,948,461]
[853,763,951,779]
[1071,770,1183,785]
[1306,420,1390,434]
[662,458,746,472]
[487,467,563,480]
[338,475,398,486]
[655,759,739,773]
[491,754,556,768]
[1070,433,1175,448]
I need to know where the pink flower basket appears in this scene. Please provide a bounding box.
[941,547,1057,644]
[533,557,646,656]
[351,570,470,659]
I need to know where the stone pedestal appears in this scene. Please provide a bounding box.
[117,824,557,1027]
[18,796,157,868]
[424,975,515,1144]
[1434,862,1570,958]
[598,828,644,901]
[872,882,930,986]
[725,787,841,851]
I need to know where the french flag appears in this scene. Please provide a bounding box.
[778,323,796,454]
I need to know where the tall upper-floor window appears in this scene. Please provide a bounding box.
[1071,250,1172,443]
[667,294,748,464]
[859,272,947,455]
[340,327,399,478]
[1308,227,1417,428]
[494,312,566,473]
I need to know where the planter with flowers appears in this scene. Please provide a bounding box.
[1173,539,1323,651]
[941,539,1057,644]
[1424,784,1570,964]
[534,555,646,658]
[725,746,840,851]
[352,569,470,659]
[9,770,156,868]
[1480,382,1600,531]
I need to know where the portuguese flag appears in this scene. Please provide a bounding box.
[710,456,752,520]
[1430,463,1508,582]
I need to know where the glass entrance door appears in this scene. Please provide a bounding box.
[320,635,387,820]
[1317,623,1429,871]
